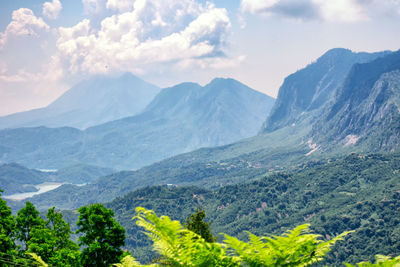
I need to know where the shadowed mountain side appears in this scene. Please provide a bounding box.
[311,50,400,151]
[261,48,390,133]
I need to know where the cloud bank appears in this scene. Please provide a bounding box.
[57,0,233,75]
[240,0,400,22]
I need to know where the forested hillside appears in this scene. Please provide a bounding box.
[106,152,400,265]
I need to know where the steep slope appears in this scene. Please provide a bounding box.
[261,48,389,133]
[0,73,160,129]
[312,50,400,150]
[0,78,275,170]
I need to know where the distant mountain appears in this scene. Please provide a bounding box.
[55,164,115,184]
[311,50,400,151]
[0,73,160,129]
[22,48,400,211]
[261,48,390,133]
[0,162,115,196]
[0,163,48,195]
[0,78,275,170]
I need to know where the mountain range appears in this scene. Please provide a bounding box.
[3,47,400,265]
[18,47,400,211]
[0,73,160,130]
[0,78,275,170]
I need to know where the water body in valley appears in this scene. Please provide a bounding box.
[3,182,64,200]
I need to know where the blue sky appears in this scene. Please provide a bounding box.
[0,0,400,116]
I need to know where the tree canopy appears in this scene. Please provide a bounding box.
[76,203,126,267]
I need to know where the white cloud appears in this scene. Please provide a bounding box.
[313,0,366,22]
[0,55,63,84]
[43,0,62,20]
[106,0,134,12]
[82,0,103,14]
[241,0,279,15]
[0,8,50,46]
[240,0,400,22]
[57,0,233,75]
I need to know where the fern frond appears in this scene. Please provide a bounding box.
[27,253,49,267]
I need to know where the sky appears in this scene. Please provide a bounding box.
[0,0,400,116]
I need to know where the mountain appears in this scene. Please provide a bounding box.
[0,162,115,196]
[311,50,400,151]
[0,163,48,195]
[0,73,160,129]
[261,48,390,133]
[24,48,400,210]
[55,164,115,184]
[0,78,275,170]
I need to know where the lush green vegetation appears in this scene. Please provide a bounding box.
[105,152,400,265]
[0,194,126,267]
[3,191,400,266]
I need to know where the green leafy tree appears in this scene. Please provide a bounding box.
[15,201,45,251]
[76,203,126,267]
[28,207,80,266]
[0,190,16,266]
[184,208,216,243]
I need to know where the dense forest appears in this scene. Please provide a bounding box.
[2,191,399,266]
[106,152,400,265]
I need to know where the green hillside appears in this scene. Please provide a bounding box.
[106,152,400,265]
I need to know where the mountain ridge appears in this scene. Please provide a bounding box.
[261,48,390,133]
[0,77,275,170]
[0,72,161,130]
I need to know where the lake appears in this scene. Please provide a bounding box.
[3,182,64,200]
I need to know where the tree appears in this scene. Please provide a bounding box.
[76,203,126,267]
[28,207,80,266]
[45,207,75,249]
[15,201,45,251]
[184,208,216,243]
[0,190,16,266]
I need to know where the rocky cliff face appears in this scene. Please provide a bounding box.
[261,48,389,133]
[311,50,400,150]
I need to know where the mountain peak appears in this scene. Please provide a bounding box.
[207,77,241,87]
[0,73,160,130]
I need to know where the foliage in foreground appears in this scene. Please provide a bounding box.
[23,206,400,267]
[119,207,351,266]
[0,191,126,267]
